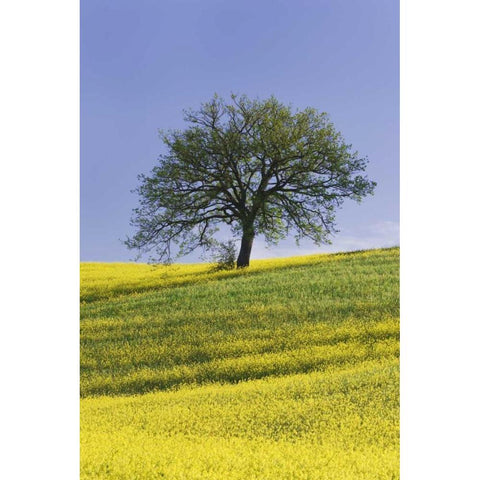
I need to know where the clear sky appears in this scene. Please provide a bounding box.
[81,0,399,262]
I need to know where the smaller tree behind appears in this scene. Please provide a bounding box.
[209,240,237,271]
[126,94,376,267]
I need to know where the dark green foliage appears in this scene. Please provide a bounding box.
[126,94,376,266]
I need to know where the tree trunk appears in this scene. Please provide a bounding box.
[237,233,254,268]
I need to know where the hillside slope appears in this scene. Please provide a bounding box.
[80,248,399,479]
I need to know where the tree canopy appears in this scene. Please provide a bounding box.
[126,94,376,267]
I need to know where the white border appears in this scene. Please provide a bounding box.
[0,1,79,478]
[401,1,480,478]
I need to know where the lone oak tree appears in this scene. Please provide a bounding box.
[126,95,375,268]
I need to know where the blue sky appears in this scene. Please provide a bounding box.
[81,0,398,262]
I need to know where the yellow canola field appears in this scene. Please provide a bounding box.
[81,358,399,480]
[81,248,399,479]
